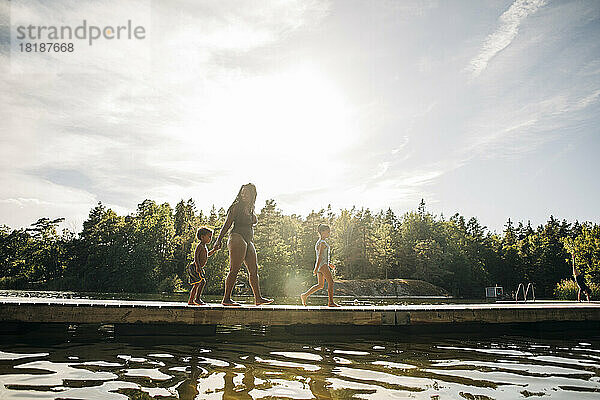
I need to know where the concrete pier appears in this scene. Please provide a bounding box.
[0,297,599,328]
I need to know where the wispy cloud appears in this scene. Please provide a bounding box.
[0,198,52,207]
[572,89,600,111]
[464,88,600,160]
[391,136,409,155]
[469,0,547,77]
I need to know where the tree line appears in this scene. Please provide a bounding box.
[1,198,598,298]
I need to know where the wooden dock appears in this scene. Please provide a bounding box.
[1,297,599,329]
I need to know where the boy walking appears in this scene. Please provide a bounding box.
[188,227,216,305]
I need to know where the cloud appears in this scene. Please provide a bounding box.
[377,0,438,18]
[464,88,600,160]
[572,89,600,111]
[0,0,333,228]
[2,0,599,233]
[461,1,600,160]
[0,198,52,207]
[391,136,409,155]
[469,0,547,77]
[0,171,97,229]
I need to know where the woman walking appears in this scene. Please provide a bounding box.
[212,183,273,306]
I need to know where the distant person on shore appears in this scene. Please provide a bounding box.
[572,254,591,302]
[300,224,340,307]
[188,227,215,305]
[212,183,273,306]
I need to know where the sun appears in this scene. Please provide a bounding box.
[178,63,352,175]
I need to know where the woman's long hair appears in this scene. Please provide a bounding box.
[228,183,257,214]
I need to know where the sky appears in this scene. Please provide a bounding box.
[1,0,599,233]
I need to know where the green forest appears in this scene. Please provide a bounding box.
[1,198,599,299]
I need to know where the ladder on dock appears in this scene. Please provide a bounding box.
[516,282,535,302]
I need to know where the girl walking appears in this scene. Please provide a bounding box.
[301,224,339,307]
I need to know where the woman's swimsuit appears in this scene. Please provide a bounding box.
[230,204,255,243]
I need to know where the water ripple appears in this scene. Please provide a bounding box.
[0,330,598,399]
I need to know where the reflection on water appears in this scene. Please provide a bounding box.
[0,327,599,399]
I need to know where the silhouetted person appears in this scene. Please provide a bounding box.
[301,224,339,307]
[572,254,591,302]
[188,227,215,305]
[212,183,273,306]
[176,356,200,399]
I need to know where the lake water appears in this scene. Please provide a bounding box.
[0,291,599,399]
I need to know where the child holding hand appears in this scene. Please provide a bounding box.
[188,227,216,305]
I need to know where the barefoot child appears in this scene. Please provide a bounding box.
[301,224,340,307]
[188,227,216,305]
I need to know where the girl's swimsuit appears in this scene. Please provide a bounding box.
[230,204,255,243]
[315,238,330,271]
